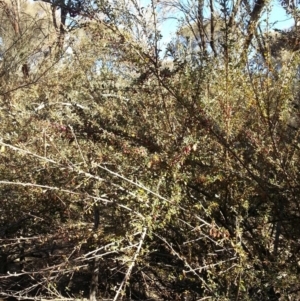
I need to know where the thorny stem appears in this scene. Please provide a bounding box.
[112,226,147,301]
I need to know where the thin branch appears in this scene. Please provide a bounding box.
[0,180,111,204]
[242,0,269,56]
[68,124,86,165]
[113,227,147,301]
[153,232,214,294]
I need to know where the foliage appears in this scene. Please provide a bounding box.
[1,0,300,300]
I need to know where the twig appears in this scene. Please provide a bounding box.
[0,180,111,204]
[68,124,86,165]
[153,232,213,294]
[112,227,147,301]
